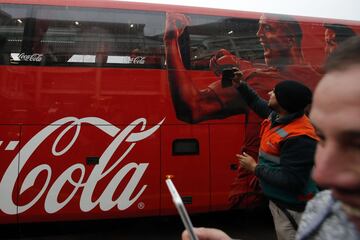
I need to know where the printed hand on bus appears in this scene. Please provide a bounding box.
[236,152,257,173]
[164,12,191,41]
[182,227,232,240]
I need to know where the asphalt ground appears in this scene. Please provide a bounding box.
[1,207,276,240]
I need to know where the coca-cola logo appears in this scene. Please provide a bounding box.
[130,56,146,64]
[18,53,43,62]
[0,116,165,215]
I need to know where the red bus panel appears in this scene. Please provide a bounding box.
[0,0,359,224]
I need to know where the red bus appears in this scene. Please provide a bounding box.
[0,0,359,224]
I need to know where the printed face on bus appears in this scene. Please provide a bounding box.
[256,14,295,67]
[324,28,337,57]
[310,65,360,230]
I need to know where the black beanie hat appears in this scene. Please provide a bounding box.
[274,80,312,113]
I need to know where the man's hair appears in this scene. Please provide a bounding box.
[324,23,356,43]
[266,13,303,47]
[324,36,360,73]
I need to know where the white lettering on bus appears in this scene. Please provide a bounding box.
[130,56,146,64]
[18,53,43,62]
[0,117,165,215]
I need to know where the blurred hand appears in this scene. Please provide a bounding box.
[182,227,232,240]
[236,152,257,172]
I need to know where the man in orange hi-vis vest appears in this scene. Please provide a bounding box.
[234,79,319,240]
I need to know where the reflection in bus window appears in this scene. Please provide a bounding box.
[0,4,165,68]
[182,14,263,70]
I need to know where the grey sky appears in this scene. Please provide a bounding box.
[125,0,360,21]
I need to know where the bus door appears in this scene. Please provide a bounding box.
[209,123,245,211]
[161,125,210,215]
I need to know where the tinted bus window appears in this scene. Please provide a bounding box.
[0,4,165,68]
[182,14,263,70]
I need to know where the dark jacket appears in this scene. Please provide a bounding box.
[237,82,318,211]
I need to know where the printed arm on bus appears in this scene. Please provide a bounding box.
[164,12,248,123]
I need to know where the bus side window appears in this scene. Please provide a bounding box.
[172,139,199,156]
[33,20,58,66]
[95,41,109,67]
[0,3,165,68]
[0,35,10,64]
[182,13,264,70]
[0,4,28,65]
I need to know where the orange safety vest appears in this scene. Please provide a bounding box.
[258,114,319,206]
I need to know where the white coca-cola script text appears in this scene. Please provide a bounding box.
[0,117,164,215]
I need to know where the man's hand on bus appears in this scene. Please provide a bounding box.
[164,12,190,41]
[231,67,245,88]
[182,227,232,240]
[236,152,257,173]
